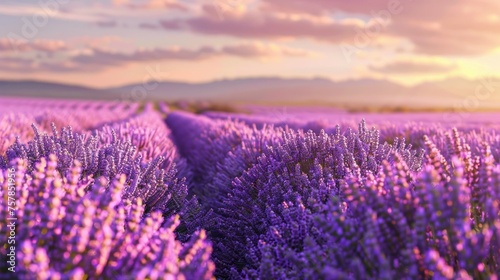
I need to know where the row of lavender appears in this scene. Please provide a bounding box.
[1,99,499,279]
[0,98,141,155]
[170,112,500,279]
[0,100,213,279]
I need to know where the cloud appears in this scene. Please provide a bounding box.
[145,0,500,56]
[95,20,118,28]
[221,42,316,58]
[0,42,314,73]
[369,60,457,74]
[113,0,188,11]
[259,0,402,15]
[260,0,500,56]
[0,56,90,73]
[72,42,315,65]
[153,8,362,43]
[0,39,67,53]
[0,5,102,23]
[138,22,160,29]
[68,36,125,49]
[71,46,219,66]
[389,15,500,55]
[112,0,129,5]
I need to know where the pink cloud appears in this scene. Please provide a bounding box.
[0,57,93,73]
[150,0,500,56]
[369,60,457,74]
[113,0,189,11]
[156,8,361,43]
[71,46,219,66]
[72,43,314,65]
[68,36,126,49]
[260,0,392,15]
[221,42,316,58]
[261,0,500,55]
[389,8,500,55]
[0,42,314,73]
[95,20,118,28]
[138,23,160,30]
[0,39,67,53]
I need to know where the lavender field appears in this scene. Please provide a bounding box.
[0,97,498,279]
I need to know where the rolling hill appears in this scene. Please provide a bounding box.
[1,77,499,110]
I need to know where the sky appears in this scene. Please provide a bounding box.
[0,0,499,88]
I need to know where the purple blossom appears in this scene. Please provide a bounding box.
[1,100,500,279]
[1,121,187,217]
[0,156,214,279]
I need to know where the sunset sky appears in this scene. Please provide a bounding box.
[1,0,500,88]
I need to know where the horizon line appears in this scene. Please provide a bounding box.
[1,75,497,90]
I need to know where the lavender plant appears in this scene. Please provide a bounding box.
[97,108,187,170]
[1,123,187,217]
[1,99,500,280]
[242,132,500,279]
[0,156,215,279]
[0,114,37,154]
[207,121,424,278]
[0,99,136,152]
[167,112,286,203]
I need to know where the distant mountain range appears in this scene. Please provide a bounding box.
[1,77,499,110]
[0,80,115,100]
